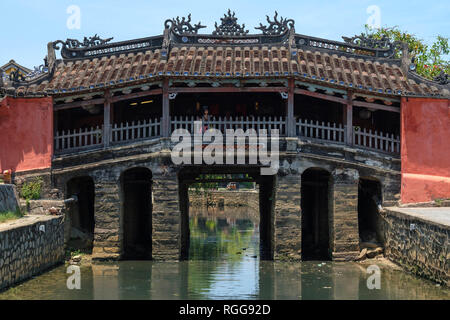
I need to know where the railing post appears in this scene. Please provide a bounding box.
[345,91,353,146]
[162,79,170,137]
[286,78,295,137]
[103,90,113,148]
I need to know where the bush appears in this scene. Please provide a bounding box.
[0,208,23,223]
[20,177,43,200]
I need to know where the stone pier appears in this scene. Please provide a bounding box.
[274,173,302,261]
[329,168,360,261]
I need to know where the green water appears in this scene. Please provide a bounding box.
[0,207,449,300]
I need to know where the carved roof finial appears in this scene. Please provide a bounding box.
[164,14,206,35]
[213,9,249,36]
[433,71,449,85]
[255,11,294,35]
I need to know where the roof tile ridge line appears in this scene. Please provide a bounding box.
[84,58,104,90]
[142,50,155,76]
[369,60,386,93]
[358,59,375,88]
[57,61,79,91]
[91,57,110,86]
[125,52,142,81]
[380,62,398,94]
[197,47,206,75]
[68,59,90,90]
[44,62,62,92]
[353,57,365,88]
[103,54,121,84]
[117,55,133,82]
[178,47,189,75]
[232,47,240,75]
[136,51,151,79]
[185,47,197,75]
[315,51,325,80]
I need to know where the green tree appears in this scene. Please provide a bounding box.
[363,25,449,80]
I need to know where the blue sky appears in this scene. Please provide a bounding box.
[1,0,449,69]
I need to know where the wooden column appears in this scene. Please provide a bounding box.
[162,79,170,137]
[345,91,353,145]
[103,90,112,147]
[286,78,295,137]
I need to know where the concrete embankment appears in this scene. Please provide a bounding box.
[381,207,450,286]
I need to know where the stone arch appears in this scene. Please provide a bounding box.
[119,167,153,260]
[301,167,332,260]
[66,175,95,252]
[358,176,383,244]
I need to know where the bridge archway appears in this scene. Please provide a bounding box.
[358,177,382,244]
[178,166,275,261]
[120,167,153,260]
[301,168,332,260]
[66,176,95,252]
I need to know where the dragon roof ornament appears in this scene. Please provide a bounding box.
[213,9,249,36]
[255,11,295,35]
[342,33,402,58]
[433,71,449,85]
[164,14,206,35]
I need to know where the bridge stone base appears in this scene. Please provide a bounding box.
[46,140,400,262]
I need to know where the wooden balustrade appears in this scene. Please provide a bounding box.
[296,119,345,144]
[54,117,400,155]
[171,116,286,135]
[54,126,103,153]
[353,127,400,154]
[111,118,161,144]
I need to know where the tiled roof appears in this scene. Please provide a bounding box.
[11,46,449,98]
[2,11,449,98]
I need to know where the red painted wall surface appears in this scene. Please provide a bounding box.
[401,97,450,203]
[0,96,53,173]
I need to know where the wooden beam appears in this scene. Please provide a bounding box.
[352,100,400,113]
[54,97,105,111]
[168,87,287,93]
[346,91,353,146]
[287,78,295,137]
[162,79,170,137]
[110,88,163,103]
[294,88,347,104]
[103,90,112,148]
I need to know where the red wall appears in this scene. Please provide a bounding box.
[401,97,450,203]
[0,96,53,173]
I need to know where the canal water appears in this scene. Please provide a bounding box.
[0,206,449,300]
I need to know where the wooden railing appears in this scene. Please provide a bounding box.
[54,116,400,155]
[296,119,346,144]
[171,116,286,135]
[295,118,400,154]
[353,127,400,154]
[111,118,161,144]
[54,126,103,153]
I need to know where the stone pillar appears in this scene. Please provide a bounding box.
[92,179,121,260]
[329,168,360,261]
[152,172,181,260]
[273,173,302,261]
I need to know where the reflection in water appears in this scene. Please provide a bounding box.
[0,206,449,300]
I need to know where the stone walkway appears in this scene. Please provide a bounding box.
[387,207,450,227]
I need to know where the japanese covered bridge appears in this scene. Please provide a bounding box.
[0,11,449,261]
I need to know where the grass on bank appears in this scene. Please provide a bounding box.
[0,208,24,224]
